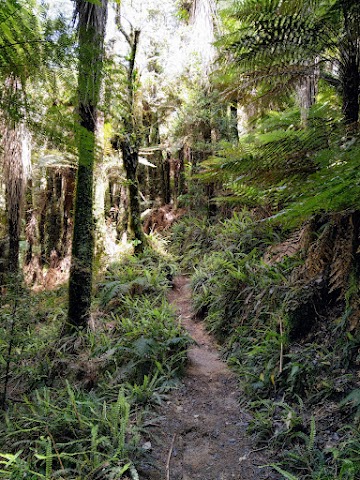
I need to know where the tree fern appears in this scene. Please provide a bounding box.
[218,0,360,124]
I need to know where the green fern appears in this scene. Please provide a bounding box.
[340,388,360,419]
[308,415,316,452]
[269,465,299,480]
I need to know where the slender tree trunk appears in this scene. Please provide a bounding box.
[174,147,186,209]
[2,122,30,275]
[178,147,186,197]
[46,169,62,261]
[115,21,147,253]
[296,62,319,127]
[94,107,107,258]
[25,178,36,266]
[61,168,75,258]
[68,0,108,329]
[160,152,171,205]
[340,0,360,129]
[121,139,146,254]
[227,105,238,141]
[206,122,217,219]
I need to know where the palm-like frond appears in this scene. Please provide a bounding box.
[217,0,351,107]
[199,101,343,209]
[0,0,42,80]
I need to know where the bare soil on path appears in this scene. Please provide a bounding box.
[144,276,278,480]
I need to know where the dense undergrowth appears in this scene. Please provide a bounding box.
[170,210,360,480]
[0,246,188,479]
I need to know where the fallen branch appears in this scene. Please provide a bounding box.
[166,434,176,480]
[279,316,284,374]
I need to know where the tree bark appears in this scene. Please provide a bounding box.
[121,139,146,254]
[340,0,360,129]
[94,107,107,258]
[61,167,75,258]
[46,169,62,261]
[68,0,108,329]
[160,152,171,205]
[25,178,36,266]
[115,21,146,253]
[1,122,30,275]
[173,147,186,209]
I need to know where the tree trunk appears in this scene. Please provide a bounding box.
[173,147,186,209]
[61,167,75,258]
[46,169,62,261]
[94,108,107,258]
[227,105,238,141]
[296,62,319,127]
[68,0,108,329]
[25,178,36,266]
[2,122,30,275]
[340,0,360,129]
[160,152,171,205]
[341,53,359,127]
[121,139,146,254]
[115,22,146,252]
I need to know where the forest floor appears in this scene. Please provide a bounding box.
[143,276,278,480]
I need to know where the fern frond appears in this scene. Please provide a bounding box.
[308,415,316,452]
[269,464,299,480]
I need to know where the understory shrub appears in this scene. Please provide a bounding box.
[189,210,360,479]
[0,247,188,478]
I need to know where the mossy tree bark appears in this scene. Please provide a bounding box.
[67,0,108,330]
[116,18,147,254]
[61,168,75,258]
[121,139,146,254]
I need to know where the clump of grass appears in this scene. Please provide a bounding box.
[0,385,137,479]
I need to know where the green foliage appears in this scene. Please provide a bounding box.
[340,389,360,422]
[197,93,360,230]
[217,0,349,108]
[272,420,360,479]
[0,0,42,79]
[0,281,66,400]
[0,247,188,477]
[169,215,218,270]
[0,385,137,479]
[88,297,189,387]
[98,247,176,310]
[185,209,360,479]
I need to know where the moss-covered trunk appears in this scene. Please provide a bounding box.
[67,0,108,329]
[115,22,146,253]
[121,139,146,254]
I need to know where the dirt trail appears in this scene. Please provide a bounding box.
[145,276,277,480]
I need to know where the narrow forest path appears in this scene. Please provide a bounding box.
[145,276,277,480]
